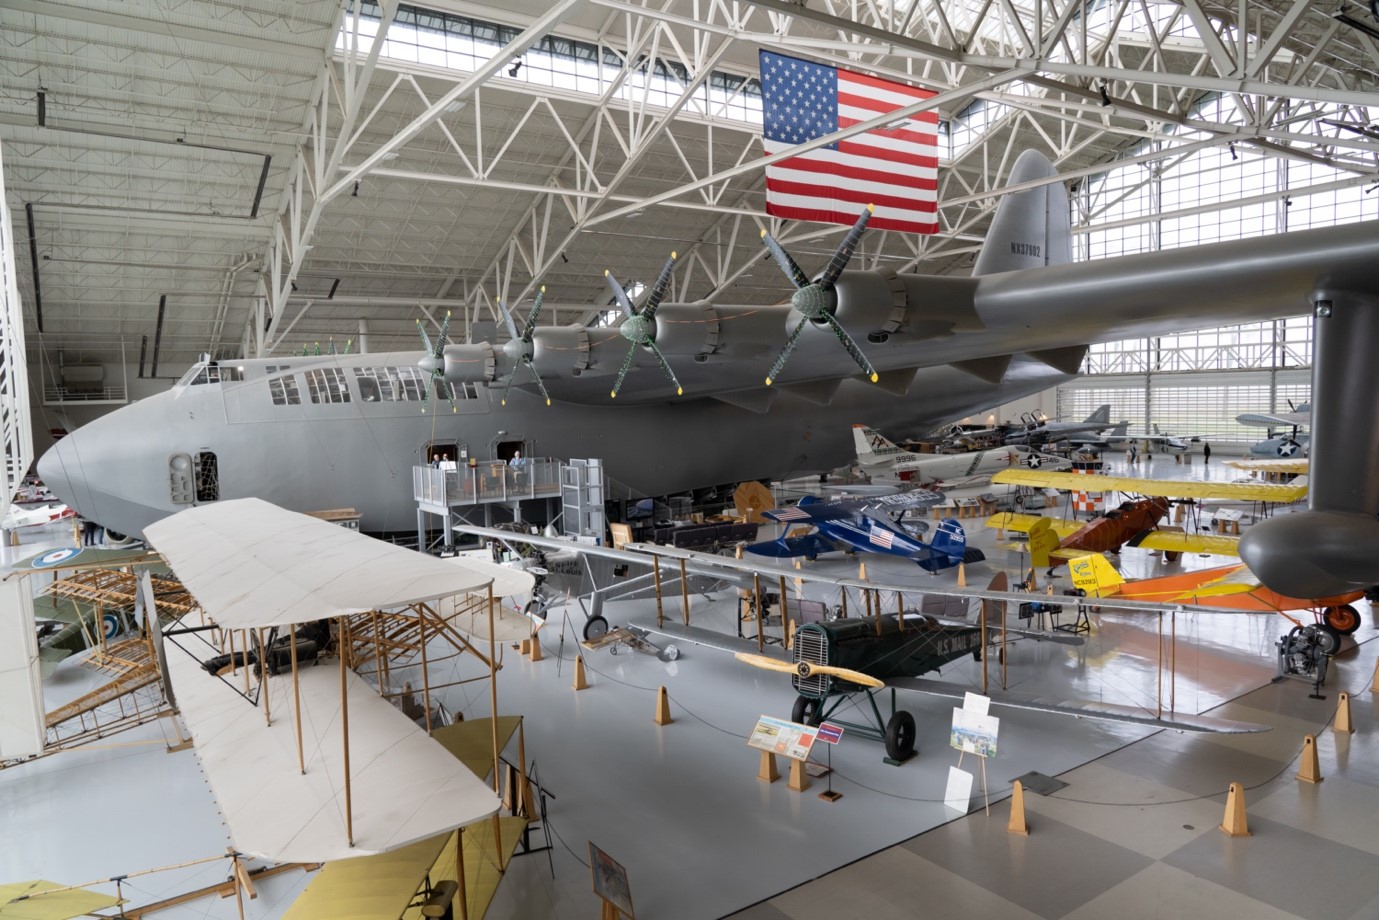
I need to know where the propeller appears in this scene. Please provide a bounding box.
[760,204,879,387]
[734,651,885,689]
[498,287,552,407]
[604,252,682,399]
[415,311,456,414]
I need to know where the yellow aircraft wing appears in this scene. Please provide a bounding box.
[985,513,1083,538]
[1129,530,1241,556]
[1224,458,1310,475]
[991,469,1307,503]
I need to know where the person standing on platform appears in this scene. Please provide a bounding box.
[1203,442,1211,464]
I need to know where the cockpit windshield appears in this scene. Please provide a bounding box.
[175,361,245,388]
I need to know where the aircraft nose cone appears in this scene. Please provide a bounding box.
[1238,509,1379,597]
[36,439,75,507]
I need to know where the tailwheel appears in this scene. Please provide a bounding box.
[1163,550,1182,563]
[791,695,823,727]
[1323,604,1362,635]
[884,710,917,761]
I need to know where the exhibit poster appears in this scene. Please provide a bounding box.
[589,842,636,917]
[950,707,1000,757]
[747,714,819,760]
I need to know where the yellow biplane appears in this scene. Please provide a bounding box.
[986,469,1308,568]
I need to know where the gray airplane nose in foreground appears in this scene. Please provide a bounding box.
[35,439,75,509]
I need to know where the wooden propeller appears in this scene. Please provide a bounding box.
[734,652,885,689]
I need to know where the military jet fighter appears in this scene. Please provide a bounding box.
[35,150,1379,548]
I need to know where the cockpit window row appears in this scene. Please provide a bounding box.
[183,364,245,386]
[267,366,480,407]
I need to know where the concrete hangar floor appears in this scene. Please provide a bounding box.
[2,454,1378,920]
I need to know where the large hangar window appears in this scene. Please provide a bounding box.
[304,368,351,404]
[353,366,428,401]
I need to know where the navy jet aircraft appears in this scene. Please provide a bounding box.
[36,150,1379,562]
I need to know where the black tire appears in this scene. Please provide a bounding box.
[884,710,916,761]
[1164,550,1182,563]
[1324,604,1362,635]
[791,695,822,726]
[582,615,609,642]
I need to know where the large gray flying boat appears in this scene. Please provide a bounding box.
[37,151,1379,583]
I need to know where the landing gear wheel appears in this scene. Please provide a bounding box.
[884,710,916,761]
[1163,550,1182,563]
[582,615,609,642]
[791,695,822,727]
[1323,604,1361,635]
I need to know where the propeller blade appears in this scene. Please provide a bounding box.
[807,662,885,689]
[497,300,520,341]
[526,358,552,407]
[344,338,352,355]
[328,337,336,355]
[819,204,874,286]
[760,230,810,289]
[645,340,684,396]
[416,318,433,353]
[734,652,798,675]
[824,314,880,383]
[604,270,636,318]
[435,311,452,357]
[499,369,516,407]
[609,343,638,399]
[521,285,546,342]
[641,252,677,322]
[765,315,811,386]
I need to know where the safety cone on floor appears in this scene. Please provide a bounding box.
[1025,567,1037,592]
[654,685,672,725]
[957,563,967,588]
[519,639,530,655]
[1336,692,1355,734]
[572,655,588,691]
[1008,780,1029,835]
[529,635,544,662]
[858,561,868,581]
[1219,782,1251,836]
[1297,734,1323,784]
[1371,658,1379,693]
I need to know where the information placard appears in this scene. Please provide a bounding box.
[747,715,819,761]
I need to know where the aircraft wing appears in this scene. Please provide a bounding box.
[1224,458,1309,475]
[766,489,944,524]
[627,616,791,660]
[991,469,1308,503]
[886,676,1269,733]
[1129,530,1241,556]
[985,513,1083,539]
[744,533,838,559]
[1236,411,1310,429]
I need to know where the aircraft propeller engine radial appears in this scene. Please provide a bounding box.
[604,251,682,399]
[415,310,456,413]
[760,204,880,387]
[497,286,552,407]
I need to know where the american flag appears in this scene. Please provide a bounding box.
[869,526,895,549]
[759,50,939,233]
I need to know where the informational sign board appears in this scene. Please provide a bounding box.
[816,722,845,745]
[950,707,1000,758]
[589,842,636,918]
[747,715,819,760]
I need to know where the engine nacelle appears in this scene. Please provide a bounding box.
[439,343,495,383]
[822,271,984,342]
[645,302,721,357]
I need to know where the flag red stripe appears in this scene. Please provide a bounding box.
[766,178,935,215]
[837,90,939,123]
[765,204,935,233]
[769,155,938,191]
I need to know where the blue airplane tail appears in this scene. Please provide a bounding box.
[916,518,987,572]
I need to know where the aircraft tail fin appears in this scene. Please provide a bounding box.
[1104,420,1129,443]
[1084,404,1111,425]
[972,149,1072,276]
[927,518,968,564]
[1027,518,1060,569]
[1067,553,1123,597]
[852,424,899,464]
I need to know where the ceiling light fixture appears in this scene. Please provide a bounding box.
[1097,83,1112,107]
[508,59,523,77]
[1229,142,1238,160]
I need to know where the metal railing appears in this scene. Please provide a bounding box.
[413,458,561,506]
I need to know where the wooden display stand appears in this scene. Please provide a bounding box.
[787,758,810,792]
[758,751,780,783]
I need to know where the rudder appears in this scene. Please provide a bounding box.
[972,150,1072,276]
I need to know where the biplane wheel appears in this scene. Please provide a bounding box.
[791,695,822,727]
[582,615,609,642]
[884,711,916,761]
[1323,605,1362,636]
[1163,550,1182,563]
